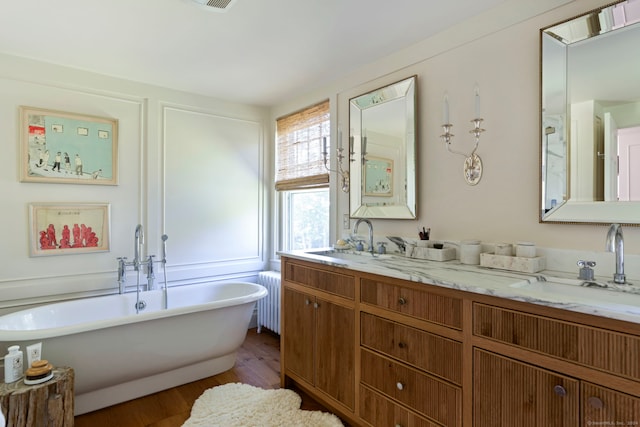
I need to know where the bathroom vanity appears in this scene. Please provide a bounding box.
[280,251,640,426]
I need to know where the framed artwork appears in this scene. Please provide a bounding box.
[20,106,118,185]
[29,203,111,256]
[364,157,393,196]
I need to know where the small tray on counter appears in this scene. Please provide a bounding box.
[411,246,456,262]
[480,253,546,273]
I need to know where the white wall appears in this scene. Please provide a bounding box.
[0,54,269,310]
[270,0,640,265]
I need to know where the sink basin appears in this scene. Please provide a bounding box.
[510,277,640,315]
[304,249,394,261]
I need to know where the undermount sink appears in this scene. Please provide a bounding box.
[305,249,394,261]
[510,276,640,314]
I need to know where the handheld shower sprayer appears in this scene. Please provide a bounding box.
[134,224,144,271]
[161,234,169,309]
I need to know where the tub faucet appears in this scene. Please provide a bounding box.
[606,223,627,285]
[134,224,144,271]
[147,255,155,291]
[117,257,127,294]
[353,218,374,254]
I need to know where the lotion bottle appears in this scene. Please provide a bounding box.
[4,345,24,383]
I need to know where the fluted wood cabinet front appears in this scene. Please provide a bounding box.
[281,259,356,423]
[473,349,579,427]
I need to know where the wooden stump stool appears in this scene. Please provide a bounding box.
[0,366,74,427]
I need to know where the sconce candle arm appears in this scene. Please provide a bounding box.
[322,136,352,193]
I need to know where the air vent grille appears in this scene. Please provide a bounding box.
[206,0,234,10]
[190,0,236,11]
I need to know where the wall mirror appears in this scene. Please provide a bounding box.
[541,0,640,224]
[349,75,417,219]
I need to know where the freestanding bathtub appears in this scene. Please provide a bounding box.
[0,281,267,415]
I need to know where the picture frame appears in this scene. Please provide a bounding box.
[20,106,118,185]
[364,157,393,196]
[29,203,111,257]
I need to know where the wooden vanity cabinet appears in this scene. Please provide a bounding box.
[281,256,640,426]
[281,259,356,419]
[472,303,640,426]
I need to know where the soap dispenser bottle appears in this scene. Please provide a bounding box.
[4,345,24,383]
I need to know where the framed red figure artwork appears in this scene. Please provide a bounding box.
[29,203,111,256]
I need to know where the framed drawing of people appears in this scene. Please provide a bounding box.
[20,106,118,185]
[364,157,393,197]
[29,203,111,256]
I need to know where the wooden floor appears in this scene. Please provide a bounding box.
[75,328,331,427]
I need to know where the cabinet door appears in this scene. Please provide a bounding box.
[315,297,355,409]
[474,349,579,427]
[283,287,315,384]
[582,382,640,424]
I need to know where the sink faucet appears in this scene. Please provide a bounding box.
[134,224,144,271]
[353,219,374,254]
[606,223,627,285]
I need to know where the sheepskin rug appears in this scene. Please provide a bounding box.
[182,383,344,427]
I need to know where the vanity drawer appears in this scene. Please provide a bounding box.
[473,303,640,381]
[360,312,462,385]
[360,278,462,329]
[360,348,462,427]
[359,385,441,427]
[283,260,354,299]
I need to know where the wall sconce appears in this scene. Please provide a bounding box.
[440,86,485,185]
[322,129,353,193]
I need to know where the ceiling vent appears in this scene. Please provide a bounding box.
[190,0,237,12]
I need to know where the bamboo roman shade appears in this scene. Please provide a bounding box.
[275,100,330,191]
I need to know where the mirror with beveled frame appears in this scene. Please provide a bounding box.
[540,0,640,225]
[349,76,417,219]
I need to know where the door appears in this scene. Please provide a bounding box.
[618,126,640,201]
[473,349,579,427]
[282,288,315,383]
[315,297,355,409]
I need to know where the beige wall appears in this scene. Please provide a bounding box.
[270,0,640,260]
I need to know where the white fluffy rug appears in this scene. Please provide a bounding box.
[182,383,344,427]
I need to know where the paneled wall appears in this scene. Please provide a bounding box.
[0,55,268,310]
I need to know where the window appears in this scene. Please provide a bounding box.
[276,100,330,251]
[281,189,330,250]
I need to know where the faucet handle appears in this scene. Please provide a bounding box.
[577,260,596,281]
[577,260,596,268]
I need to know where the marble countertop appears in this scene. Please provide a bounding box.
[280,249,640,325]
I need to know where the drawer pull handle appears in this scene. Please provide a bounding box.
[313,302,319,309]
[395,424,403,427]
[305,299,311,305]
[587,396,604,409]
[398,342,407,349]
[553,385,566,397]
[398,297,407,305]
[396,382,404,391]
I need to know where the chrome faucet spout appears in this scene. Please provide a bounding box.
[134,224,144,271]
[606,223,626,285]
[353,218,374,254]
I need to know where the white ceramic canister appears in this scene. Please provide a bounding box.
[516,241,536,258]
[460,240,481,265]
[495,242,513,256]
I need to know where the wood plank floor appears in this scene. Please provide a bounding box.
[74,328,333,427]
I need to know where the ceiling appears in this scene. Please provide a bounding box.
[0,0,506,107]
